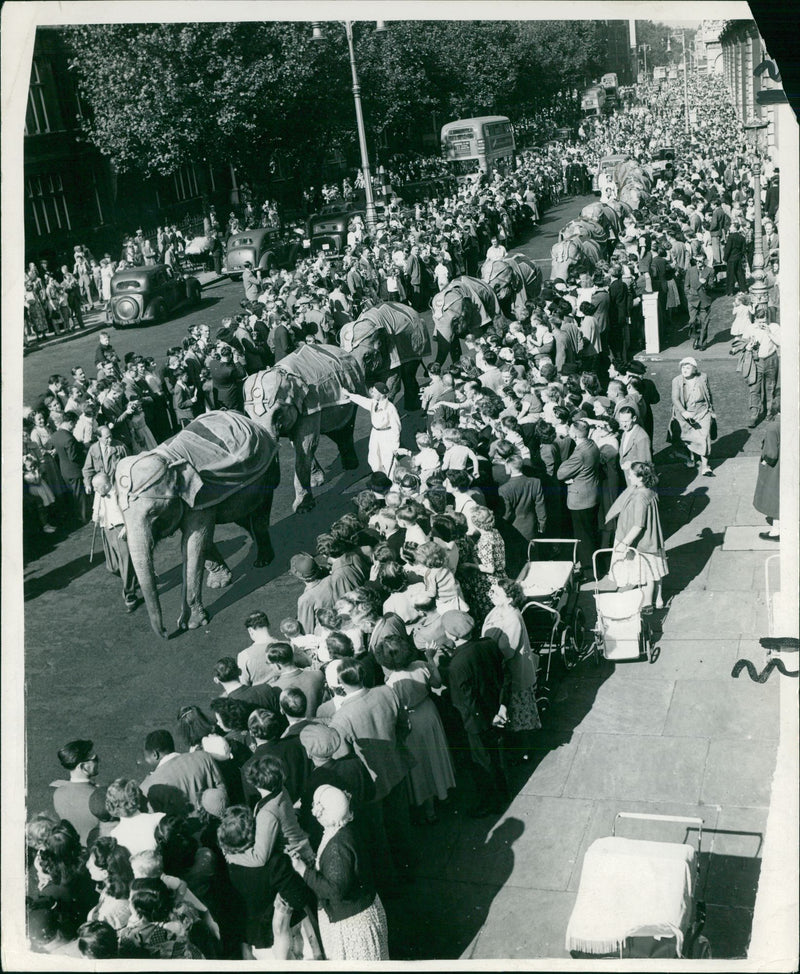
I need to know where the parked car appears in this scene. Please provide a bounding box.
[223,227,300,279]
[108,264,201,327]
[306,203,365,257]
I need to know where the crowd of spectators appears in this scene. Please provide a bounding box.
[24,72,783,960]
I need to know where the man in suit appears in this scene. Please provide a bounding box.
[241,708,310,806]
[266,642,324,717]
[723,221,748,296]
[607,265,631,363]
[140,729,225,815]
[51,411,88,523]
[328,659,414,880]
[497,455,547,577]
[82,425,127,494]
[556,419,601,573]
[708,201,730,264]
[617,406,652,486]
[685,253,716,350]
[440,611,508,818]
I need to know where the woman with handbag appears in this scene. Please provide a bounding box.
[604,461,668,613]
[670,357,716,476]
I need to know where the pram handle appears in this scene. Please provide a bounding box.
[592,545,644,591]
[613,812,704,851]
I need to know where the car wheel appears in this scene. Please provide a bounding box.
[150,299,166,323]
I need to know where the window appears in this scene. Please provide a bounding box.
[173,164,200,202]
[25,59,50,134]
[26,173,71,236]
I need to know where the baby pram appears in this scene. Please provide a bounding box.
[566,812,710,959]
[590,546,654,663]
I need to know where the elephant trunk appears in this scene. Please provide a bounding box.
[127,526,167,638]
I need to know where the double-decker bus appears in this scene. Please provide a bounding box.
[600,72,619,106]
[440,116,516,181]
[580,85,608,116]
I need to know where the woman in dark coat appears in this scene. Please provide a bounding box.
[753,401,780,540]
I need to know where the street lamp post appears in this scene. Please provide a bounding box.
[639,43,649,81]
[667,31,691,134]
[744,118,770,311]
[312,20,385,234]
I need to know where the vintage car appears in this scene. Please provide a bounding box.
[591,153,630,193]
[108,264,201,327]
[223,227,300,279]
[306,202,366,257]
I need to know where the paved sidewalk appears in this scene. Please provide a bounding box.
[387,452,781,962]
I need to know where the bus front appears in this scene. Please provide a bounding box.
[441,122,482,182]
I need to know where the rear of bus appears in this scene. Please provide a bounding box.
[441,116,515,182]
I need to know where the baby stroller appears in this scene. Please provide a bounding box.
[566,812,710,959]
[589,546,654,663]
[517,539,591,686]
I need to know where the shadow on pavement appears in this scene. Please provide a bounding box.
[386,816,524,960]
[24,548,102,601]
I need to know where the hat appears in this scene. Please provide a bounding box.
[553,282,568,293]
[625,360,646,376]
[368,471,393,493]
[290,552,323,581]
[300,723,342,760]
[679,356,698,369]
[370,381,390,396]
[441,610,475,639]
[27,898,60,945]
[200,787,228,819]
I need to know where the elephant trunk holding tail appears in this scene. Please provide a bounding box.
[243,343,364,513]
[116,410,280,638]
[431,276,503,366]
[338,301,431,410]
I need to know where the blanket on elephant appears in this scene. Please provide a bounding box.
[343,302,430,368]
[454,276,501,326]
[118,410,276,511]
[184,235,213,255]
[247,343,365,418]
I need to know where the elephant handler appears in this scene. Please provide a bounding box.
[91,472,140,613]
[342,382,402,476]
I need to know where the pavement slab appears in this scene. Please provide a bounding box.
[607,638,742,682]
[704,549,770,591]
[468,886,578,960]
[662,678,780,742]
[563,734,710,804]
[514,732,581,799]
[704,805,769,910]
[546,675,676,737]
[700,739,778,808]
[723,525,784,551]
[660,590,759,637]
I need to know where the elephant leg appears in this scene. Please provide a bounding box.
[293,425,319,513]
[180,518,211,630]
[205,541,233,589]
[327,412,359,471]
[400,361,421,411]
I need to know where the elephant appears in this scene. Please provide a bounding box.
[615,161,652,212]
[581,201,624,237]
[550,237,604,281]
[243,343,365,513]
[430,275,503,365]
[115,410,280,638]
[338,301,431,410]
[480,253,543,319]
[559,217,609,245]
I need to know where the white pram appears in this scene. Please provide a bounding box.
[590,547,654,663]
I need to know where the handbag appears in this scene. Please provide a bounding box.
[667,415,682,446]
[710,415,718,440]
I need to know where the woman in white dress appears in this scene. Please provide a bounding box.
[343,383,401,475]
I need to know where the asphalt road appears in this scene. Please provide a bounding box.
[21,192,763,959]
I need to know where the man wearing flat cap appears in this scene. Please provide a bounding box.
[290,553,336,636]
[439,611,509,818]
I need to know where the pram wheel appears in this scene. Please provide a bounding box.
[561,609,589,670]
[572,608,587,654]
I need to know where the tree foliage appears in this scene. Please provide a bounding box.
[63,20,613,179]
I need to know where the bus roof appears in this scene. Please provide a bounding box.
[441,115,510,131]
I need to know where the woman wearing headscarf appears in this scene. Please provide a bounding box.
[604,461,668,613]
[290,786,389,961]
[670,356,715,476]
